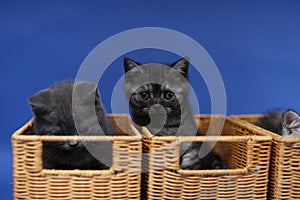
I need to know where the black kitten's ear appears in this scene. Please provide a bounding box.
[124,57,141,73]
[28,89,53,115]
[95,87,101,100]
[74,81,100,103]
[283,110,300,136]
[94,87,103,106]
[171,57,189,79]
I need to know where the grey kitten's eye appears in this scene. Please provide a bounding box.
[139,92,151,101]
[164,91,175,101]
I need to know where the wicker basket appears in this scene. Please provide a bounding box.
[12,114,142,200]
[230,114,300,200]
[141,115,272,200]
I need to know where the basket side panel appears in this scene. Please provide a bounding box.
[141,138,151,200]
[13,139,28,200]
[13,138,44,199]
[231,115,300,200]
[113,140,142,172]
[111,139,142,199]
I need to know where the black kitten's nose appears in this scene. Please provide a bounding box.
[68,141,79,147]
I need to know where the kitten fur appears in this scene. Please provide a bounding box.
[256,109,300,137]
[124,57,224,170]
[28,81,118,170]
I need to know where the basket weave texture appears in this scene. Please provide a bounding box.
[230,114,300,200]
[141,115,272,200]
[12,114,142,200]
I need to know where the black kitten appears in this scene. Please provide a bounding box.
[256,109,300,137]
[124,57,224,170]
[28,81,118,170]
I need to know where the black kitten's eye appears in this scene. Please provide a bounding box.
[139,92,150,101]
[78,127,90,133]
[164,91,175,101]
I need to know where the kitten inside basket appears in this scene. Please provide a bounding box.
[256,109,300,137]
[28,81,118,170]
[123,57,226,170]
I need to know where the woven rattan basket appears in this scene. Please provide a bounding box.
[230,114,300,200]
[141,115,272,200]
[12,114,142,200]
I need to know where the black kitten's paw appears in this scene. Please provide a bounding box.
[210,157,225,169]
[201,151,225,170]
[180,149,225,170]
[180,148,201,170]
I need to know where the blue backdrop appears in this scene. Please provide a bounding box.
[1,1,300,199]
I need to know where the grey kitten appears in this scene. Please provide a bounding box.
[256,109,300,137]
[28,81,118,170]
[124,57,224,170]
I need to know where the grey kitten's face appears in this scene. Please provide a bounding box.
[29,81,102,150]
[123,57,190,126]
[282,110,300,137]
[129,83,181,126]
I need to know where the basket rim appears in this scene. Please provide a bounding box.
[40,167,118,176]
[141,134,272,142]
[12,114,142,142]
[141,114,272,142]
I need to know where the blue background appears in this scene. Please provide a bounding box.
[1,0,300,199]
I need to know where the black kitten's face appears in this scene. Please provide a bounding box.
[29,81,102,151]
[124,57,190,126]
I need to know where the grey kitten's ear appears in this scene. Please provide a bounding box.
[124,57,141,73]
[283,110,300,136]
[171,57,189,79]
[28,89,53,115]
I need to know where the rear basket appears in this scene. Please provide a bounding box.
[12,114,142,200]
[141,115,272,200]
[230,114,300,200]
